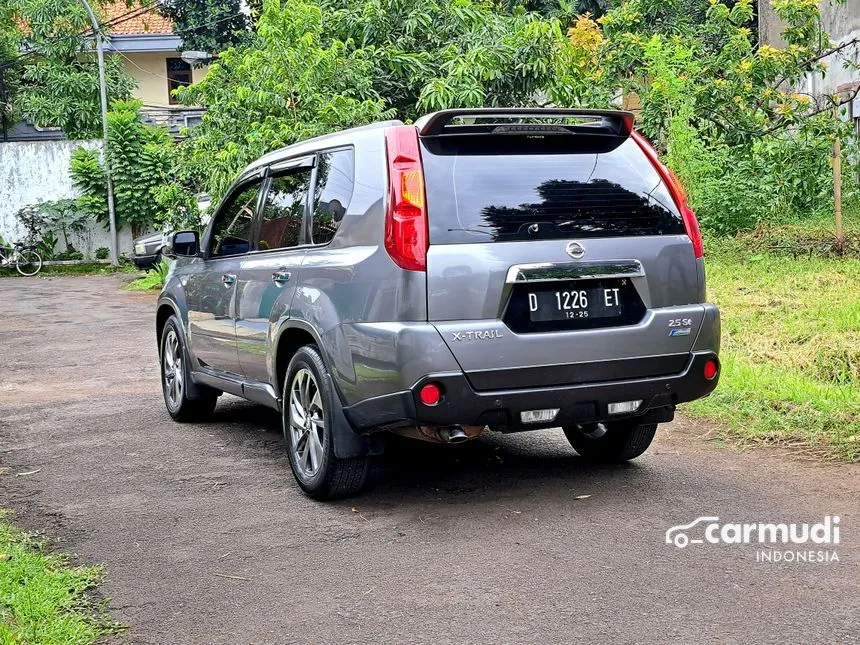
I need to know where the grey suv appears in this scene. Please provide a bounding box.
[156,108,720,499]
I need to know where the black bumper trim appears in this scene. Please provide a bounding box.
[466,354,690,391]
[342,352,719,432]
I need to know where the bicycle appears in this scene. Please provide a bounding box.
[0,241,43,277]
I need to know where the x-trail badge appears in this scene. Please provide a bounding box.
[566,241,586,260]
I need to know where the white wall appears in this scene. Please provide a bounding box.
[0,140,133,256]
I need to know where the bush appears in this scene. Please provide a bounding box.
[14,200,89,258]
[94,247,110,260]
[70,100,177,236]
[52,250,84,261]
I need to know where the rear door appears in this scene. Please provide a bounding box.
[235,158,314,383]
[420,114,705,389]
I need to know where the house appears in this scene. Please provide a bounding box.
[758,0,860,127]
[103,2,208,136]
[3,1,208,142]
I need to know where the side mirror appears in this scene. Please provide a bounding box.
[165,230,199,257]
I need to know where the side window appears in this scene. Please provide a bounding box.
[209,182,261,257]
[258,170,312,251]
[312,149,354,245]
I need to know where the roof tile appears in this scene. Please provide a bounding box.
[102,1,173,36]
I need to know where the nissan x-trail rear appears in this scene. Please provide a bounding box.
[156,108,721,499]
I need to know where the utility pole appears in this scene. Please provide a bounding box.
[833,105,844,252]
[0,65,9,142]
[80,0,118,266]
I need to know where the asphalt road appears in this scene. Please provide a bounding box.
[1,275,858,644]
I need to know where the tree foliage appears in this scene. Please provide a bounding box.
[175,0,616,198]
[156,0,249,57]
[71,100,175,234]
[584,0,858,231]
[1,0,135,139]
[174,0,395,200]
[318,0,610,120]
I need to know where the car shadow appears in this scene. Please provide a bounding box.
[209,397,648,505]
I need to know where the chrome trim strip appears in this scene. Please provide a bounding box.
[505,260,645,284]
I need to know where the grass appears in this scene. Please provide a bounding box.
[685,233,860,461]
[0,262,138,278]
[0,511,119,644]
[123,272,163,291]
[124,258,169,292]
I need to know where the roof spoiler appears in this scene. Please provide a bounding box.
[414,108,634,139]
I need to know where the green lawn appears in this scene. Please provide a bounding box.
[685,237,860,461]
[0,511,119,644]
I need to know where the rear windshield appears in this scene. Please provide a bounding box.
[420,137,684,244]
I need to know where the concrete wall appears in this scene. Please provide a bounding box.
[758,0,860,101]
[0,140,133,256]
[119,52,209,107]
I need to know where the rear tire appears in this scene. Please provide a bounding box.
[160,316,218,422]
[283,345,374,500]
[563,420,657,462]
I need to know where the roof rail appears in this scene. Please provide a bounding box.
[414,108,634,139]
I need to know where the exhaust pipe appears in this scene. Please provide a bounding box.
[391,425,485,444]
[441,426,468,444]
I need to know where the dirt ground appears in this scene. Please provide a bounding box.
[1,275,858,644]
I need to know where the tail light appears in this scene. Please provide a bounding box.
[631,131,704,259]
[384,125,428,271]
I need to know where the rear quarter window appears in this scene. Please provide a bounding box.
[420,137,684,244]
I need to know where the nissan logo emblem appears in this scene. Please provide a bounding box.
[566,241,586,260]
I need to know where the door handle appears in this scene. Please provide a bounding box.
[272,270,291,285]
[221,273,237,286]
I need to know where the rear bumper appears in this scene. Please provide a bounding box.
[343,351,719,432]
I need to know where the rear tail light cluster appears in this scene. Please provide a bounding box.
[631,132,704,259]
[384,125,428,271]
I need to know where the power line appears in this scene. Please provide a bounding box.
[0,1,162,70]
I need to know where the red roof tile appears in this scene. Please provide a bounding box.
[102,1,173,36]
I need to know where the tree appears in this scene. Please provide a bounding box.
[71,100,175,235]
[1,0,135,139]
[173,0,611,198]
[156,0,249,56]
[317,0,608,121]
[580,0,859,232]
[173,0,395,200]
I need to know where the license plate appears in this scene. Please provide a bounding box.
[528,283,625,322]
[503,278,645,333]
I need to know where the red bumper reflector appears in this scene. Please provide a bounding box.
[704,359,719,380]
[419,383,442,406]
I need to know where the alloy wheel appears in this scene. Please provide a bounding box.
[288,368,325,478]
[163,329,184,409]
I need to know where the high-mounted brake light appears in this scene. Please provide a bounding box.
[384,125,428,271]
[631,131,704,259]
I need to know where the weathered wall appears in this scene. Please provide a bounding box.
[758,0,860,101]
[0,140,133,255]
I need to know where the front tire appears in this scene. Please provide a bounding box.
[160,316,218,421]
[283,345,373,500]
[563,420,657,462]
[16,249,42,276]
